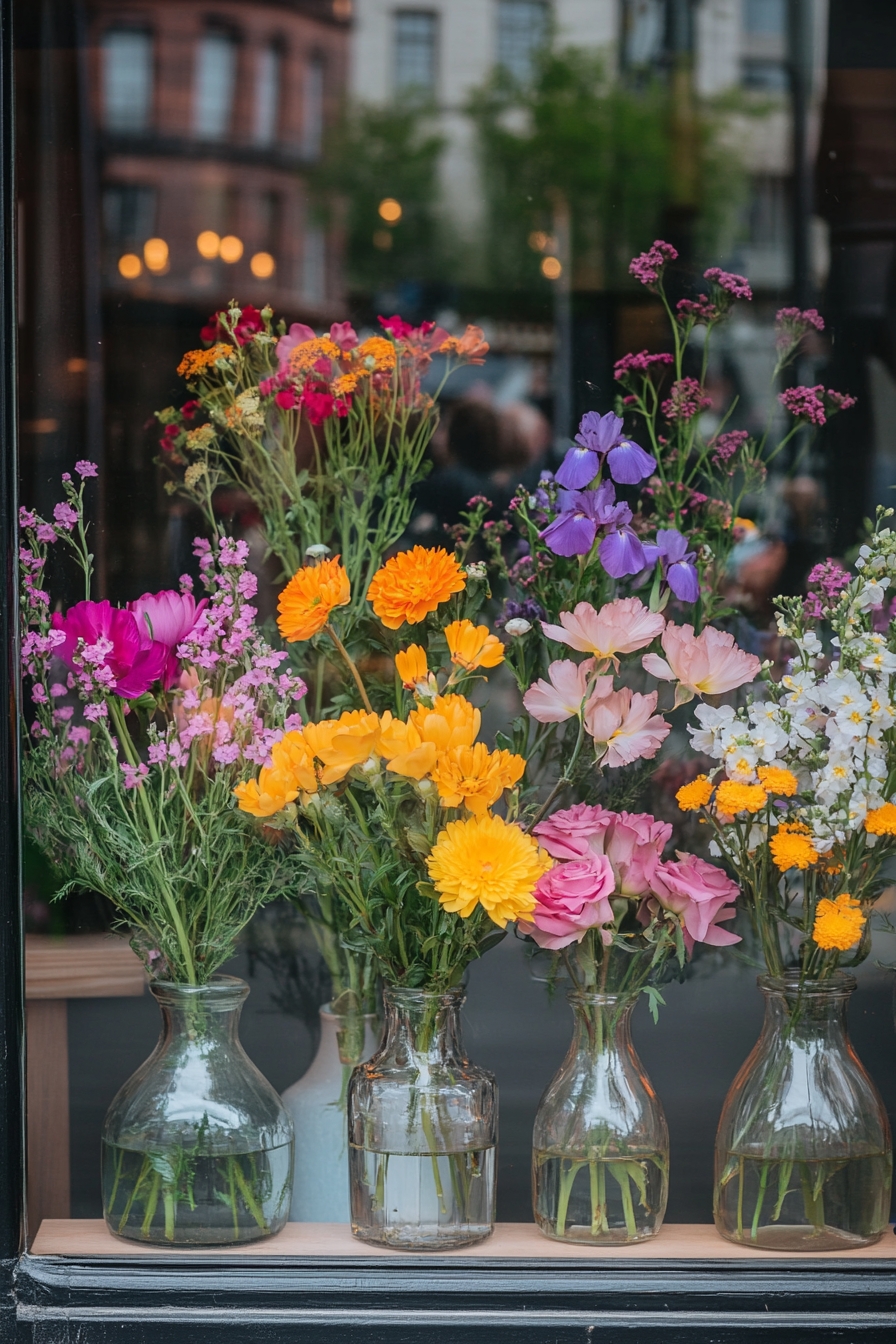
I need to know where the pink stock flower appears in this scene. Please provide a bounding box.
[642,623,760,702]
[52,601,168,699]
[661,377,711,422]
[542,598,665,663]
[75,460,99,478]
[629,240,678,288]
[522,658,612,723]
[710,429,749,466]
[329,321,358,351]
[518,851,615,949]
[596,810,672,897]
[53,503,78,531]
[704,268,752,301]
[613,349,674,381]
[275,322,317,372]
[128,590,208,688]
[649,852,741,951]
[778,385,826,425]
[584,687,670,768]
[533,802,614,861]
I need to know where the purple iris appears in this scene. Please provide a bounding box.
[642,528,700,602]
[538,481,648,577]
[555,411,657,489]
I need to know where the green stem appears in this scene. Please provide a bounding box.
[230,1154,269,1232]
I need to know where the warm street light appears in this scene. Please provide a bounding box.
[219,235,244,263]
[250,251,275,278]
[118,253,142,278]
[378,197,402,223]
[196,230,221,259]
[541,256,562,279]
[143,238,169,272]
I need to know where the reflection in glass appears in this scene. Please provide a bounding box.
[496,0,548,82]
[744,0,787,35]
[303,223,326,304]
[253,45,281,147]
[101,28,152,133]
[394,11,437,98]
[303,55,326,159]
[194,30,238,141]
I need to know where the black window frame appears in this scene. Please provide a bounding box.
[0,6,895,1340]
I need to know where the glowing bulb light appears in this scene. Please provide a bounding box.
[143,238,169,272]
[541,256,562,280]
[118,253,142,279]
[250,251,275,278]
[219,235,244,264]
[196,230,221,260]
[378,197,402,224]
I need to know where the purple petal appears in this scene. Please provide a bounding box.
[577,411,623,454]
[540,511,597,557]
[640,543,660,568]
[556,446,600,490]
[599,527,648,577]
[606,439,657,485]
[667,560,700,603]
[654,528,689,563]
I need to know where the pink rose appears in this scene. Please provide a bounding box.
[649,852,740,951]
[519,852,615,949]
[598,811,672,897]
[533,802,614,860]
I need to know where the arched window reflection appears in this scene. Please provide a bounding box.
[101,28,152,133]
[302,54,325,159]
[194,30,238,141]
[254,44,281,147]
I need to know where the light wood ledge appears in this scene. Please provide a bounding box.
[30,1219,896,1260]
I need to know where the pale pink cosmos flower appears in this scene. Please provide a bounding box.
[542,598,665,663]
[585,687,670,767]
[642,623,760,703]
[522,658,612,723]
[517,851,615,949]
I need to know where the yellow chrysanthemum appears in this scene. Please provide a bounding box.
[410,694,480,751]
[354,336,396,372]
[277,557,351,643]
[302,709,381,785]
[865,803,896,836]
[812,893,865,952]
[287,337,341,375]
[426,813,552,926]
[394,644,429,688]
[378,716,436,780]
[715,780,768,816]
[431,742,525,815]
[757,766,799,797]
[234,768,297,818]
[769,822,819,872]
[444,620,505,672]
[268,732,319,794]
[367,547,466,629]
[676,775,713,811]
[177,343,234,378]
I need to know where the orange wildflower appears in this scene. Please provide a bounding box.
[410,694,480,751]
[715,780,768,816]
[367,546,466,629]
[302,709,382,786]
[287,337,341,375]
[234,770,297,818]
[757,766,799,797]
[177,343,234,378]
[438,325,489,365]
[378,716,436,780]
[769,822,819,872]
[332,372,359,396]
[354,336,396,372]
[277,557,351,643]
[864,803,896,836]
[676,775,713,811]
[444,619,505,671]
[394,644,429,688]
[431,742,525,814]
[812,893,865,952]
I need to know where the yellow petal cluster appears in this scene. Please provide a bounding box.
[757,766,799,797]
[769,822,819,872]
[864,803,896,836]
[430,743,525,815]
[444,620,505,671]
[410,695,481,750]
[394,644,429,688]
[715,780,768,817]
[367,546,466,629]
[812,893,865,952]
[233,732,318,818]
[302,709,382,785]
[426,814,551,925]
[676,775,713,812]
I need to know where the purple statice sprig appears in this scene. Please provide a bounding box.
[661,378,712,423]
[629,240,678,290]
[613,350,674,384]
[703,268,753,304]
[778,385,856,428]
[774,307,825,370]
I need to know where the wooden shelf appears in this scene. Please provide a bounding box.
[30,1219,896,1260]
[25,933,145,1000]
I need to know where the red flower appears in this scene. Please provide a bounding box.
[301,387,336,424]
[201,305,264,347]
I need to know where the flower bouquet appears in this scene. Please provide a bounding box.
[236,540,550,1248]
[20,468,302,1244]
[676,517,896,1247]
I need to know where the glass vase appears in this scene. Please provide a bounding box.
[532,990,669,1244]
[347,987,496,1250]
[714,972,892,1250]
[282,1002,379,1222]
[102,977,294,1246]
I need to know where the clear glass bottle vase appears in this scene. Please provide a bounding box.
[532,990,669,1244]
[714,972,892,1250]
[102,977,294,1245]
[347,987,496,1250]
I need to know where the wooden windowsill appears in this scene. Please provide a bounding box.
[25,933,145,999]
[29,1219,896,1260]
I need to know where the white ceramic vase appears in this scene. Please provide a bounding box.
[283,1004,379,1222]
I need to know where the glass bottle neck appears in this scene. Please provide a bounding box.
[568,991,637,1058]
[759,973,854,1046]
[381,987,464,1062]
[151,977,247,1048]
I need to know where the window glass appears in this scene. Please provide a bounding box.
[194,30,238,140]
[743,0,787,36]
[394,11,437,98]
[100,28,152,133]
[253,45,281,146]
[302,55,325,158]
[496,0,548,82]
[622,0,666,69]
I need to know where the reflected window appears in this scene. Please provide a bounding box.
[622,0,666,69]
[253,45,281,147]
[747,174,791,249]
[302,55,325,159]
[103,183,156,247]
[744,0,787,35]
[496,0,548,82]
[741,58,788,91]
[302,222,326,303]
[101,29,152,133]
[394,12,437,98]
[194,30,238,140]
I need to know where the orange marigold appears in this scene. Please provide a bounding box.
[865,803,896,836]
[367,546,466,629]
[757,765,799,797]
[394,644,429,688]
[431,742,525,814]
[444,619,505,671]
[287,337,341,375]
[277,557,351,643]
[177,343,234,378]
[715,780,768,816]
[354,336,396,372]
[378,715,436,780]
[302,709,381,786]
[812,893,865,952]
[676,775,713,811]
[410,694,480,750]
[769,822,819,872]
